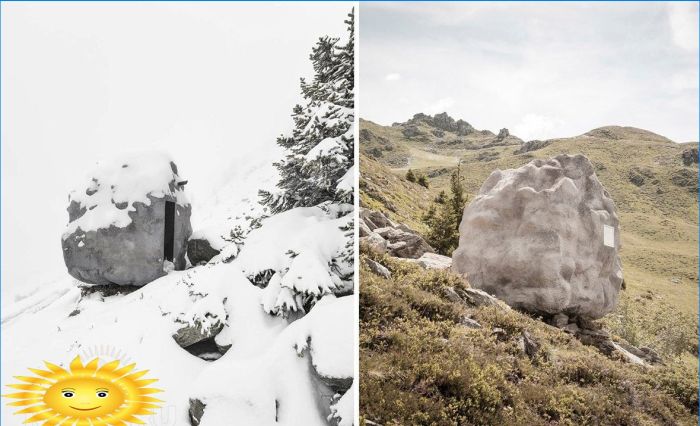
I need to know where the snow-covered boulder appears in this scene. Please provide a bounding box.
[189,295,354,426]
[452,154,623,319]
[61,152,192,286]
[187,229,224,265]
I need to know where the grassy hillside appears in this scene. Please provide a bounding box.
[359,116,698,424]
[360,248,698,425]
[360,114,522,169]
[361,118,698,317]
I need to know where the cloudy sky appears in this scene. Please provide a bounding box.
[1,3,350,299]
[360,2,699,142]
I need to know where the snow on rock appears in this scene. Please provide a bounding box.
[330,382,355,426]
[190,296,354,426]
[63,151,189,237]
[61,152,192,286]
[293,296,354,383]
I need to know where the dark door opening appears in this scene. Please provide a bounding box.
[164,201,175,262]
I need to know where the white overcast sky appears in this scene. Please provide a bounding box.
[360,2,699,142]
[1,3,351,298]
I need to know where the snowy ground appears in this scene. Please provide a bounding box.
[1,149,354,426]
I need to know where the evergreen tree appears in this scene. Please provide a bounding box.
[260,9,354,214]
[406,169,416,183]
[423,162,467,255]
[417,175,429,188]
[258,9,355,317]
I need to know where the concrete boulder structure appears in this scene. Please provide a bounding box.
[452,154,623,319]
[62,152,192,286]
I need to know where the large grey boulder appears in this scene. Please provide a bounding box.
[452,154,623,319]
[62,153,192,286]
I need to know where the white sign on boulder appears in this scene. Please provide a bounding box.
[452,154,623,319]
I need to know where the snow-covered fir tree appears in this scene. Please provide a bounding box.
[260,10,354,213]
[257,9,355,317]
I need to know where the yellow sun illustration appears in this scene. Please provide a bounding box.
[3,356,163,425]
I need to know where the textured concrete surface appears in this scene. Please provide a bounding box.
[452,154,623,319]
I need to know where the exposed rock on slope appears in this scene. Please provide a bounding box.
[452,154,623,319]
[682,147,698,166]
[514,139,551,154]
[360,208,434,260]
[187,235,222,265]
[62,153,192,286]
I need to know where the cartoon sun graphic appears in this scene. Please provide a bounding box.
[3,356,163,425]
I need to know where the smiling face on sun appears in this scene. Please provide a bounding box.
[43,377,125,418]
[3,356,162,425]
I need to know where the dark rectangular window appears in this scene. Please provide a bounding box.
[164,201,175,262]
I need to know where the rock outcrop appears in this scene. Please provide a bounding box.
[359,208,434,259]
[62,153,192,286]
[514,139,551,154]
[373,226,433,259]
[452,154,623,319]
[187,236,221,265]
[681,147,698,166]
[406,252,452,270]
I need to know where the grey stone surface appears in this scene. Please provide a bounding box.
[682,147,698,166]
[62,158,191,286]
[514,139,551,154]
[188,398,206,426]
[460,317,482,329]
[374,226,433,259]
[63,194,191,286]
[360,232,388,254]
[519,331,540,359]
[360,208,396,231]
[187,237,221,265]
[365,259,391,279]
[457,288,509,310]
[172,319,225,349]
[452,154,623,319]
[406,252,452,270]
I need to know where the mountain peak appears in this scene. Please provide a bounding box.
[393,112,477,136]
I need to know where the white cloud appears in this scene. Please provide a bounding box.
[361,3,699,143]
[513,114,564,141]
[385,72,401,81]
[424,97,455,115]
[671,69,699,91]
[668,2,699,51]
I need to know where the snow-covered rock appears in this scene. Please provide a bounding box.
[187,231,224,265]
[189,296,354,426]
[61,152,192,286]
